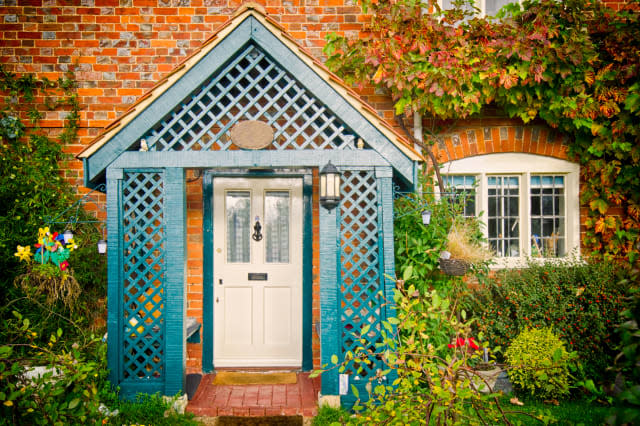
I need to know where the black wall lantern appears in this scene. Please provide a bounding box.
[319,161,341,211]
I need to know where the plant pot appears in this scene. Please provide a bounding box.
[439,258,470,276]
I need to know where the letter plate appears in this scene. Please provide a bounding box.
[248,273,268,281]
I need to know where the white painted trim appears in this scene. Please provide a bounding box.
[441,153,580,268]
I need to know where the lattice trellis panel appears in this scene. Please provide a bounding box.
[121,171,166,380]
[340,171,384,380]
[143,43,358,152]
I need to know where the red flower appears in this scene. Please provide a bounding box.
[448,337,479,350]
[468,337,479,350]
[60,260,69,271]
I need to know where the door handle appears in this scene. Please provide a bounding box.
[216,297,219,303]
[252,216,263,241]
[219,279,223,285]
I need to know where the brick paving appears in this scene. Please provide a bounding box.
[187,372,321,417]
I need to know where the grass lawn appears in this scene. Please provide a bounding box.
[503,397,616,425]
[312,397,618,425]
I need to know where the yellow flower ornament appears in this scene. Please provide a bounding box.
[14,245,32,262]
[38,227,50,240]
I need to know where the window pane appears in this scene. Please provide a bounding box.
[488,176,520,257]
[442,0,476,12]
[485,0,512,16]
[444,175,476,217]
[531,189,541,215]
[530,175,565,257]
[226,191,250,263]
[265,191,290,263]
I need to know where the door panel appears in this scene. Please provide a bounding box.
[223,287,252,345]
[213,177,302,367]
[264,287,292,345]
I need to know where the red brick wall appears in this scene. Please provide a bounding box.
[433,121,570,164]
[1,0,371,164]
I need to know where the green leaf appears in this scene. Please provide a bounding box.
[403,265,414,281]
[331,354,338,365]
[68,398,80,409]
[589,199,608,214]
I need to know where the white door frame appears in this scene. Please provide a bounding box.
[211,176,303,367]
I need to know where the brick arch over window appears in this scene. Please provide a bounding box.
[433,125,570,163]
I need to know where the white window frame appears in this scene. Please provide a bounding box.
[438,0,519,17]
[441,153,580,268]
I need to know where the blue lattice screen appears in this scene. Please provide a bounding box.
[121,171,166,381]
[340,171,384,384]
[142,44,359,152]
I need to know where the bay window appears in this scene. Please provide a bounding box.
[441,153,580,267]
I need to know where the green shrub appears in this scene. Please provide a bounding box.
[0,312,107,425]
[312,405,350,425]
[394,177,488,294]
[505,327,575,400]
[607,267,640,425]
[1,67,107,352]
[107,393,198,426]
[469,259,627,382]
[314,285,554,424]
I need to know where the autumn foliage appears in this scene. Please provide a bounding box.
[324,0,640,264]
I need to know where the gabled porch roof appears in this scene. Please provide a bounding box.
[78,3,423,188]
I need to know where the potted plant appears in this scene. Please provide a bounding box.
[439,220,492,275]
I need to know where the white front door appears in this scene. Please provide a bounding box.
[213,177,303,367]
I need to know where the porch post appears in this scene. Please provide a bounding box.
[376,167,399,384]
[376,167,396,322]
[106,167,123,388]
[319,190,339,396]
[164,168,187,395]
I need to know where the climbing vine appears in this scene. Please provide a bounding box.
[0,66,82,285]
[324,0,640,265]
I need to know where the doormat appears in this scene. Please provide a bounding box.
[213,372,297,385]
[217,415,302,426]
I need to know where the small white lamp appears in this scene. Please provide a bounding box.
[319,161,341,211]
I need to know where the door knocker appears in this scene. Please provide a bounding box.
[252,216,263,241]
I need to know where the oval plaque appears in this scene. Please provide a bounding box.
[229,120,274,150]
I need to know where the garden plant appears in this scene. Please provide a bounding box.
[0,67,196,425]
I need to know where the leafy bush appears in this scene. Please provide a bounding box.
[312,405,350,425]
[315,284,553,424]
[394,181,488,293]
[469,259,627,382]
[505,327,575,400]
[0,312,107,425]
[0,67,80,292]
[105,393,198,426]
[1,67,107,351]
[607,267,640,425]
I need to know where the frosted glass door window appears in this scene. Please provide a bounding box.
[226,191,250,263]
[265,191,290,263]
[488,176,520,257]
[530,175,565,257]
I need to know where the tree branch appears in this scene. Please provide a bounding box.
[394,113,446,194]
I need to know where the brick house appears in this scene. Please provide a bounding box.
[0,0,606,405]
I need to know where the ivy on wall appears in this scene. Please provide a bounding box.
[324,0,640,265]
[0,66,81,292]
